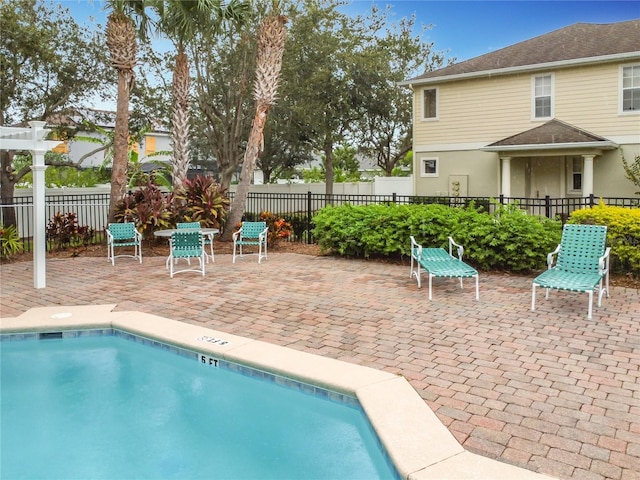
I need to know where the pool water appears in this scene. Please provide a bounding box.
[1,333,398,479]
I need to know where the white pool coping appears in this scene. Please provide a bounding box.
[1,305,556,480]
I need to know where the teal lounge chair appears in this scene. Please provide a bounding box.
[410,236,479,301]
[233,221,268,263]
[531,224,610,320]
[106,222,142,266]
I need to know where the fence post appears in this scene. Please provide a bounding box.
[392,192,397,204]
[589,194,595,207]
[499,194,504,205]
[307,191,312,244]
[545,195,551,218]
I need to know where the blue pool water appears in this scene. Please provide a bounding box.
[0,332,398,479]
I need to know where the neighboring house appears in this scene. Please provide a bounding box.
[401,20,640,201]
[47,109,171,170]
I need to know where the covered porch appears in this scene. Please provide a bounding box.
[483,119,619,198]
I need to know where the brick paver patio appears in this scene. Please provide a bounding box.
[1,252,638,480]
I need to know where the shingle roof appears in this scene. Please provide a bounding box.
[407,20,640,83]
[484,119,617,149]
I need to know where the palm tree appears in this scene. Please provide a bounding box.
[223,3,287,240]
[157,0,247,188]
[104,0,150,222]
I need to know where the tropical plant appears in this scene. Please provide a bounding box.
[224,2,288,240]
[172,175,229,229]
[46,212,95,253]
[114,181,174,239]
[259,211,292,246]
[0,224,24,259]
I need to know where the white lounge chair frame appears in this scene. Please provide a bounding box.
[410,236,479,301]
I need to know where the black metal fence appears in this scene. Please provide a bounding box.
[2,192,637,251]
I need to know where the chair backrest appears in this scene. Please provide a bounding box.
[171,231,203,257]
[177,222,201,229]
[556,224,607,274]
[108,222,137,240]
[240,221,267,239]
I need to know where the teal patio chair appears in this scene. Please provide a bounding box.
[106,222,142,266]
[169,231,205,278]
[177,221,215,263]
[232,221,268,263]
[531,224,610,320]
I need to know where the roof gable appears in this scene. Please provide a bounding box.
[408,20,640,83]
[488,119,608,147]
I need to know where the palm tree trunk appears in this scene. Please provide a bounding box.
[171,48,190,187]
[221,12,287,241]
[108,70,133,222]
[223,103,269,239]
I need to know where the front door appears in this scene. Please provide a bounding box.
[526,156,563,198]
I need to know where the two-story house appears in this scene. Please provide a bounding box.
[401,20,640,201]
[47,108,171,171]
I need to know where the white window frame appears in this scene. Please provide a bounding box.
[567,156,583,194]
[420,157,439,177]
[620,64,640,115]
[422,87,438,121]
[531,73,554,120]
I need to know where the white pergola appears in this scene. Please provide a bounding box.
[0,121,62,288]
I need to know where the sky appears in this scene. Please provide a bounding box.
[66,0,640,62]
[337,0,640,61]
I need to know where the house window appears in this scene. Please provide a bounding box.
[145,136,157,155]
[532,74,553,119]
[422,88,437,120]
[420,157,438,177]
[621,65,640,113]
[568,156,582,192]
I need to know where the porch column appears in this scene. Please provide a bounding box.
[582,154,595,196]
[501,156,512,198]
[29,121,48,289]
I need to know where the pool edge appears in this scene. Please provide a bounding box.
[1,305,556,480]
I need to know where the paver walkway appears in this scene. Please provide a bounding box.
[1,253,639,480]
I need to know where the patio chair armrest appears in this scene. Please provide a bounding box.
[546,244,561,269]
[135,229,142,241]
[259,227,269,240]
[106,230,114,242]
[232,228,242,241]
[599,247,611,275]
[448,236,464,260]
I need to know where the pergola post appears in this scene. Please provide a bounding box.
[30,121,49,288]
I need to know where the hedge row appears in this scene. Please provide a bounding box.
[312,203,562,272]
[312,202,639,275]
[569,203,640,275]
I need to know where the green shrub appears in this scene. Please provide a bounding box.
[312,203,562,271]
[568,202,640,276]
[0,224,24,259]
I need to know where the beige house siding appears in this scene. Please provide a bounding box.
[414,61,640,147]
[413,151,499,197]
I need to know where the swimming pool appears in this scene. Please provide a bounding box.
[0,305,552,480]
[1,330,397,479]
